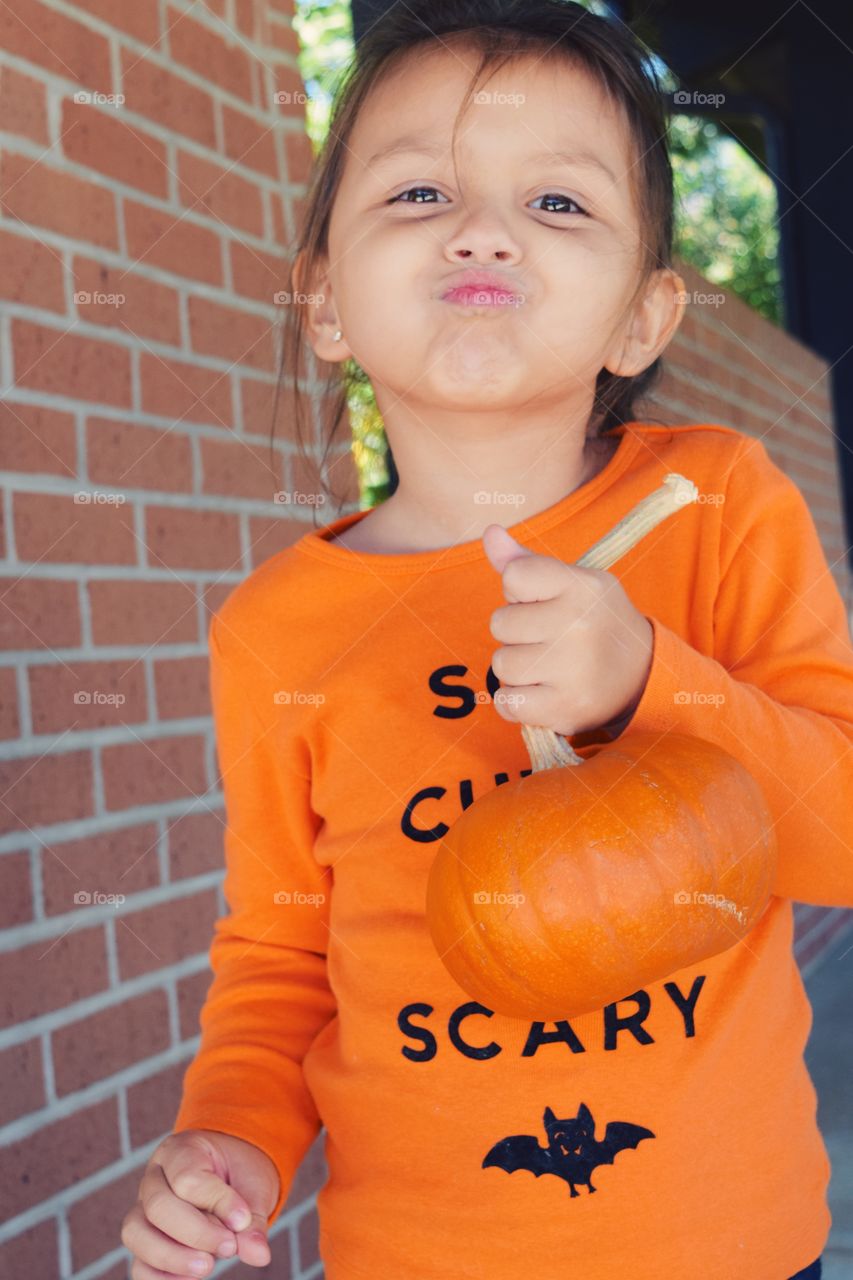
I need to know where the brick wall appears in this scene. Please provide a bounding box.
[0,3,849,1277]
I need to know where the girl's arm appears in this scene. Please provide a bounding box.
[622,435,853,908]
[173,613,336,1226]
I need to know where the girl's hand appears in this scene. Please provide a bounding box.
[121,1128,279,1276]
[483,524,653,737]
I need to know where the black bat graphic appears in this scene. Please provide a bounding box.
[483,1102,654,1197]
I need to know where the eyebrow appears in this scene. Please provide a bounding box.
[366,136,618,184]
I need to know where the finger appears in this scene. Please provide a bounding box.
[490,598,559,644]
[152,1135,253,1232]
[493,683,554,726]
[122,1203,217,1277]
[503,556,600,606]
[140,1165,238,1256]
[492,641,552,688]
[235,1213,273,1266]
[129,1260,203,1280]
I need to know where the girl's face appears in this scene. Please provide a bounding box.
[313,44,680,419]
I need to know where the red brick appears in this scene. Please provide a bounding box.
[153,655,209,721]
[0,1098,120,1220]
[176,967,212,1038]
[88,578,198,647]
[42,822,161,916]
[11,320,131,406]
[87,416,193,493]
[14,491,136,565]
[234,0,257,38]
[189,295,275,372]
[121,50,217,149]
[177,151,264,237]
[222,103,277,177]
[117,889,219,980]
[53,989,170,1096]
[274,66,309,119]
[140,352,233,427]
[269,20,300,56]
[1,152,118,249]
[127,1058,189,1147]
[230,241,291,307]
[246,513,305,568]
[71,0,161,44]
[0,0,111,91]
[240,374,278,435]
[68,1162,146,1272]
[0,1038,45,1125]
[29,658,147,734]
[0,65,49,145]
[125,197,223,285]
[0,577,81,651]
[201,434,279,500]
[0,667,21,741]
[62,99,169,198]
[0,749,93,837]
[168,809,222,881]
[0,1221,59,1279]
[73,257,180,345]
[0,400,76,476]
[0,850,31,923]
[0,225,59,316]
[0,925,107,1028]
[144,505,242,570]
[102,733,208,812]
[168,6,254,101]
[298,1204,320,1270]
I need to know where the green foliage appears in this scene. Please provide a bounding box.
[290,0,783,504]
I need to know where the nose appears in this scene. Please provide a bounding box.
[444,203,522,264]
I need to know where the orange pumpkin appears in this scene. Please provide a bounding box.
[425,473,777,1020]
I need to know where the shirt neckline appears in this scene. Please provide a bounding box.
[294,423,643,574]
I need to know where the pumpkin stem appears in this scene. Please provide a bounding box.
[522,472,699,774]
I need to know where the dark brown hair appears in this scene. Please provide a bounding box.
[276,0,676,518]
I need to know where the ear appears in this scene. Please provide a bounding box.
[293,248,351,364]
[603,267,687,379]
[543,1106,556,1127]
[577,1101,594,1127]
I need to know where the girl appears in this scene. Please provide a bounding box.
[122,2,853,1276]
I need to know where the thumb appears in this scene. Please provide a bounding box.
[482,523,535,575]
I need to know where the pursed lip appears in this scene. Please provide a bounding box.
[439,269,525,306]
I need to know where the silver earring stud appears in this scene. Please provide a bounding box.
[333,329,342,342]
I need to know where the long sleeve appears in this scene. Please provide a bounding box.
[622,435,853,907]
[173,612,336,1224]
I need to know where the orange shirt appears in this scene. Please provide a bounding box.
[174,423,853,1279]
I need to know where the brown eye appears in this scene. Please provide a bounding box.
[532,193,589,216]
[388,187,448,204]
